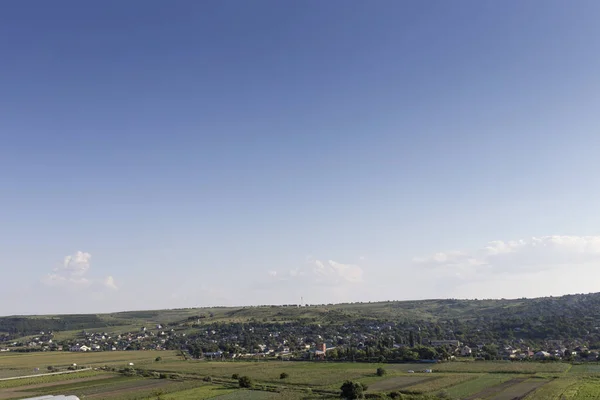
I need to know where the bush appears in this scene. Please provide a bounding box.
[203,376,213,382]
[232,373,240,380]
[47,366,54,371]
[155,356,162,362]
[239,375,253,388]
[169,373,182,380]
[376,367,387,377]
[341,380,368,399]
[389,392,401,399]
[280,372,289,379]
[159,373,168,379]
[436,390,450,399]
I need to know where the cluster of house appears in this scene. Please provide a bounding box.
[431,339,599,361]
[68,325,183,352]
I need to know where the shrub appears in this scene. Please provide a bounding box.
[203,376,213,382]
[376,367,387,377]
[155,356,162,362]
[239,375,253,388]
[280,372,289,379]
[389,392,401,399]
[47,366,54,372]
[341,380,367,399]
[232,373,240,380]
[169,373,182,380]
[159,373,168,379]
[436,390,450,399]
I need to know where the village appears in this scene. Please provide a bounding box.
[3,321,599,364]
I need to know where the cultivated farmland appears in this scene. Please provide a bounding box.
[1,355,600,399]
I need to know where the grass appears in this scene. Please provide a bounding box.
[162,385,236,399]
[0,350,180,370]
[147,360,381,388]
[487,378,549,400]
[0,370,101,389]
[210,390,310,399]
[404,374,476,393]
[444,374,513,398]
[525,377,578,399]
[390,361,570,374]
[365,376,434,392]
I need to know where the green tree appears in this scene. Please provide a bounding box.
[280,372,289,379]
[376,367,386,376]
[409,331,415,348]
[340,380,367,399]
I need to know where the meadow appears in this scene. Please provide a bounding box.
[2,352,600,399]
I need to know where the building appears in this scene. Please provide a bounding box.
[461,346,472,356]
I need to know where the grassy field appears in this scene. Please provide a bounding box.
[2,356,600,399]
[444,374,513,398]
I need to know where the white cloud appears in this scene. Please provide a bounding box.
[267,270,277,277]
[62,251,92,276]
[327,260,363,283]
[42,251,118,291]
[415,235,600,277]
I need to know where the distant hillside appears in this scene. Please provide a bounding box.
[3,292,600,343]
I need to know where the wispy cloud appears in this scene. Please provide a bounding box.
[42,251,118,291]
[104,276,118,290]
[414,235,600,277]
[268,257,364,285]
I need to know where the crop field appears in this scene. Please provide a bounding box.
[405,374,476,393]
[388,361,570,374]
[486,378,549,400]
[2,356,600,399]
[444,374,513,398]
[365,375,435,392]
[0,350,180,373]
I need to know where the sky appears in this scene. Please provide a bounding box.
[2,1,600,315]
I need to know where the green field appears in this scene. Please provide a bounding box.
[2,354,600,399]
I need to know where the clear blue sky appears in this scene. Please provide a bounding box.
[2,0,600,315]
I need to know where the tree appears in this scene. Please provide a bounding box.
[238,375,253,388]
[280,372,289,379]
[232,373,240,379]
[415,346,437,360]
[155,356,162,362]
[409,331,415,348]
[482,344,498,360]
[340,380,367,399]
[376,367,386,377]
